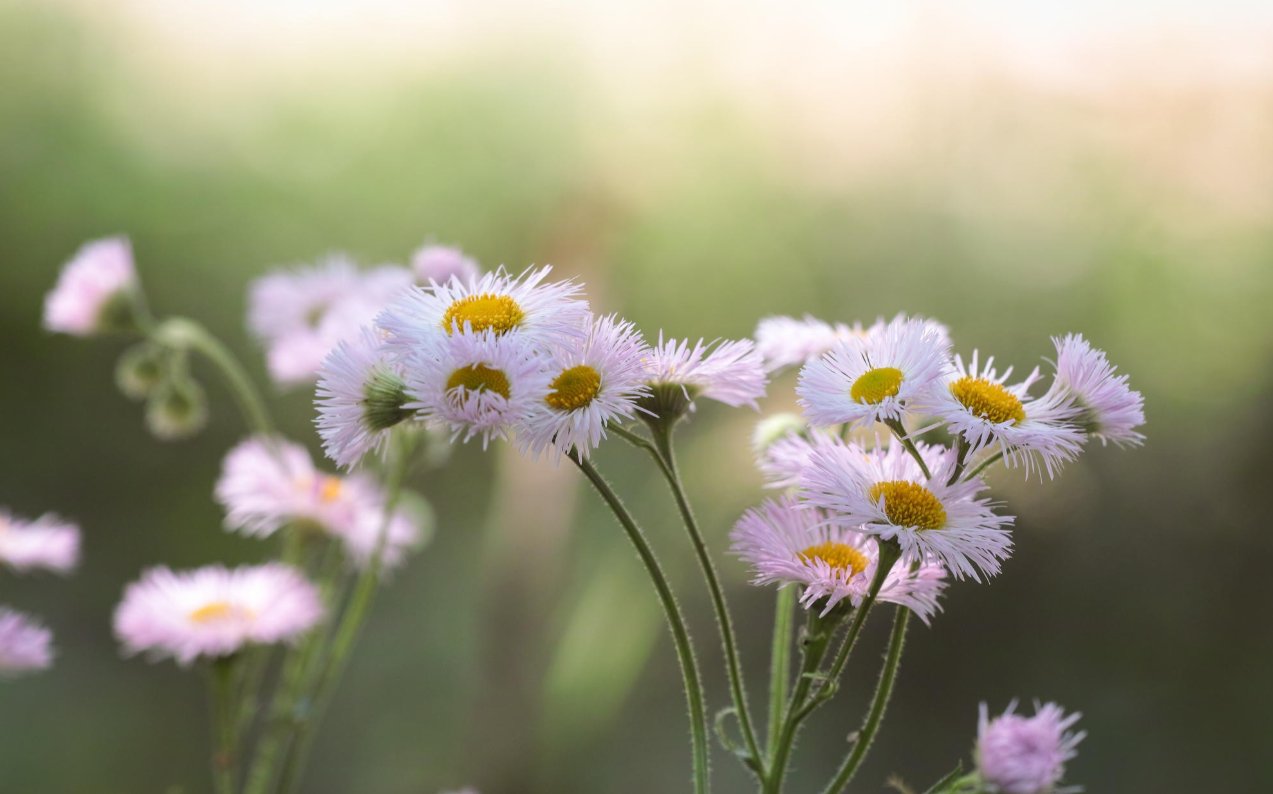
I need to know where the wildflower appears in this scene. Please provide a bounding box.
[316,327,413,468]
[640,334,768,420]
[1049,334,1145,447]
[0,511,80,574]
[756,430,843,490]
[411,243,481,286]
[755,315,873,373]
[144,377,208,441]
[977,701,1084,794]
[43,236,141,336]
[0,608,54,676]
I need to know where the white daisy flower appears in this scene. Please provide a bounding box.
[1049,334,1145,447]
[642,334,768,417]
[316,326,413,469]
[800,438,1013,581]
[0,511,80,574]
[411,243,481,286]
[519,315,650,460]
[933,350,1084,479]
[731,495,947,622]
[797,315,951,430]
[43,236,141,336]
[754,315,876,373]
[0,608,54,676]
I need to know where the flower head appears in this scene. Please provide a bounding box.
[113,564,324,665]
[0,608,54,677]
[1049,334,1145,447]
[316,327,413,468]
[44,236,140,336]
[977,701,1085,794]
[642,335,768,416]
[412,244,481,286]
[756,430,841,490]
[0,511,80,574]
[731,495,947,621]
[754,315,875,373]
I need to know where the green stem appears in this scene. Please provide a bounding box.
[571,453,710,794]
[819,605,911,794]
[152,317,274,436]
[963,451,1004,482]
[766,587,796,754]
[884,419,931,479]
[764,607,840,794]
[209,657,241,794]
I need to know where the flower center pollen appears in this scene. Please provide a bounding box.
[440,293,525,335]
[545,365,603,412]
[867,480,947,530]
[949,376,1026,424]
[189,601,249,624]
[851,367,904,404]
[446,364,511,398]
[798,541,870,577]
[318,476,343,504]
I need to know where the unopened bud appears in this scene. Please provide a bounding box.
[115,343,167,401]
[145,378,208,441]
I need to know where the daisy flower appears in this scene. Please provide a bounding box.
[519,315,650,459]
[754,315,873,373]
[403,330,551,448]
[730,495,947,622]
[933,351,1084,479]
[756,429,843,490]
[0,608,54,676]
[797,315,950,430]
[113,564,324,666]
[0,511,80,574]
[977,701,1085,794]
[800,438,1013,581]
[1049,334,1145,447]
[43,236,141,336]
[641,334,768,417]
[248,255,364,342]
[411,243,481,286]
[316,326,413,469]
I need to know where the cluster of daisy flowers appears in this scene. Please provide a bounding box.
[0,510,80,677]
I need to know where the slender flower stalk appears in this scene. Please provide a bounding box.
[209,656,242,794]
[153,317,275,436]
[766,587,796,753]
[764,604,843,793]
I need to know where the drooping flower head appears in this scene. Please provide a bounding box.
[0,608,54,677]
[113,564,324,666]
[316,326,413,469]
[797,315,950,430]
[932,351,1084,479]
[754,315,876,373]
[1049,334,1145,447]
[731,495,947,622]
[800,437,1013,580]
[640,334,768,421]
[0,511,80,574]
[411,244,481,287]
[520,315,650,459]
[977,701,1085,794]
[43,236,141,336]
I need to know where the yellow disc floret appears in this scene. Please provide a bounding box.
[440,293,525,335]
[318,476,343,504]
[867,480,947,530]
[189,601,246,624]
[850,366,904,405]
[446,364,511,398]
[949,376,1025,424]
[545,365,603,412]
[799,541,870,578]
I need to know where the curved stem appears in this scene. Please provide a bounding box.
[153,317,274,436]
[883,419,931,480]
[571,453,710,794]
[819,605,911,794]
[766,587,796,753]
[963,451,1004,482]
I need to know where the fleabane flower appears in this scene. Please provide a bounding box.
[316,327,413,469]
[977,701,1085,794]
[0,511,80,574]
[412,243,481,286]
[519,315,650,459]
[933,351,1084,479]
[797,315,950,430]
[0,608,54,676]
[1049,334,1145,447]
[43,236,140,336]
[754,315,874,373]
[731,495,947,622]
[113,564,324,666]
[640,335,768,418]
[800,438,1013,580]
[756,430,843,490]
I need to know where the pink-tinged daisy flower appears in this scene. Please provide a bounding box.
[113,564,324,666]
[519,315,650,459]
[800,438,1013,581]
[977,701,1085,794]
[248,256,363,342]
[0,512,80,574]
[0,608,54,676]
[756,430,843,490]
[403,330,551,448]
[316,327,413,469]
[641,335,768,413]
[43,236,140,336]
[797,315,950,430]
[1049,334,1145,448]
[932,351,1085,479]
[754,315,874,373]
[377,265,589,356]
[730,495,947,622]
[411,243,481,286]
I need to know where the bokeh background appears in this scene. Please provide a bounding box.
[3,1,1272,791]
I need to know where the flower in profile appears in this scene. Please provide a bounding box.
[977,701,1084,794]
[0,608,54,676]
[0,512,80,574]
[731,495,947,622]
[43,236,140,336]
[520,315,650,459]
[113,564,324,666]
[316,327,414,469]
[1049,334,1145,447]
[754,315,873,373]
[641,335,768,419]
[756,430,843,490]
[800,438,1013,580]
[932,351,1084,479]
[412,243,481,286]
[797,315,950,430]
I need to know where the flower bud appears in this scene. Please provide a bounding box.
[145,377,208,441]
[115,343,167,401]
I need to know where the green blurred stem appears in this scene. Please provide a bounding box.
[152,317,274,436]
[884,419,931,479]
[963,451,1004,482]
[209,656,241,794]
[764,607,840,794]
[570,453,710,794]
[766,587,796,754]
[820,605,911,794]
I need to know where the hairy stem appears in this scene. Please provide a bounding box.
[764,607,841,794]
[766,587,796,755]
[153,317,273,436]
[883,419,931,480]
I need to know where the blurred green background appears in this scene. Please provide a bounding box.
[3,1,1271,792]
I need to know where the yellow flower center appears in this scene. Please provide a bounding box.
[440,293,525,335]
[798,541,870,578]
[545,365,603,412]
[850,366,904,405]
[445,364,511,399]
[318,476,343,504]
[949,376,1026,424]
[188,601,249,624]
[867,480,947,530]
